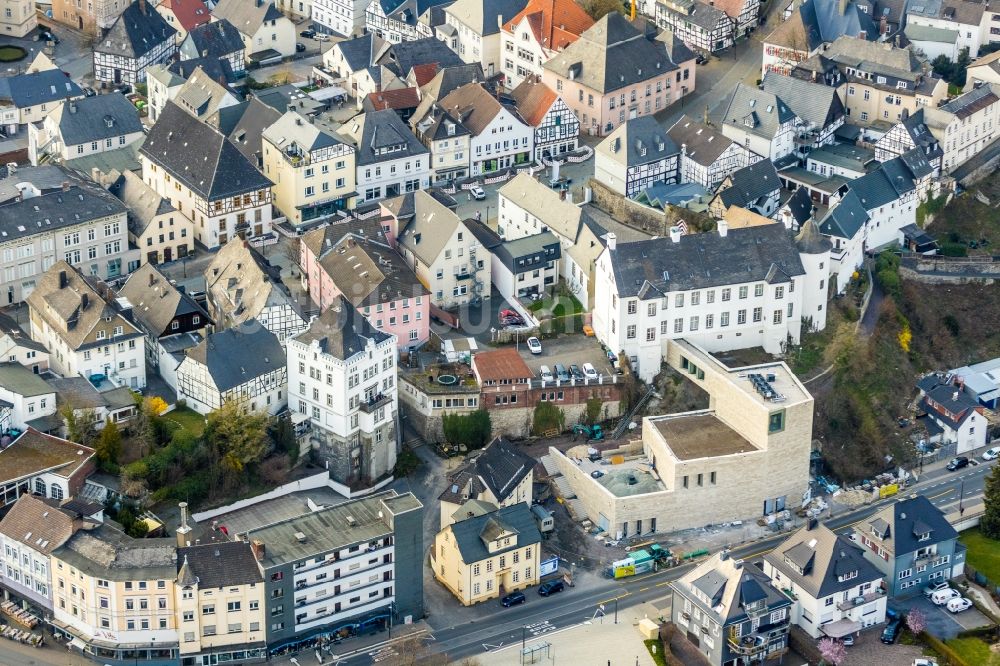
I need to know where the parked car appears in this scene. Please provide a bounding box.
[539,365,553,382]
[300,29,316,38]
[931,588,961,605]
[501,591,526,607]
[695,53,707,65]
[538,580,564,596]
[527,337,542,354]
[82,86,97,97]
[923,581,950,597]
[583,362,598,379]
[946,597,973,613]
[314,32,331,41]
[296,42,306,52]
[947,456,969,471]
[983,447,1000,461]
[470,185,486,200]
[555,364,570,381]
[570,364,584,380]
[113,84,132,95]
[841,634,855,647]
[881,618,902,644]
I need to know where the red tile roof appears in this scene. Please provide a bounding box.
[158,0,211,31]
[504,0,595,52]
[710,0,749,19]
[472,348,533,382]
[508,78,558,126]
[411,63,440,87]
[367,87,421,111]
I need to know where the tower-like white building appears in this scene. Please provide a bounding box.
[287,295,399,487]
[793,219,832,334]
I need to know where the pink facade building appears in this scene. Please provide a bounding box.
[541,12,696,137]
[301,222,430,348]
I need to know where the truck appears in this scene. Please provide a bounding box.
[607,545,673,578]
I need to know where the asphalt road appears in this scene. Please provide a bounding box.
[318,458,995,665]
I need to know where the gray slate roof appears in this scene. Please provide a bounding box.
[50,93,142,147]
[765,523,883,599]
[0,165,126,243]
[798,0,877,52]
[119,263,210,337]
[293,295,392,360]
[141,101,272,200]
[177,541,263,588]
[0,69,82,109]
[338,108,428,166]
[375,36,464,78]
[212,0,284,35]
[0,362,53,397]
[720,83,797,141]
[761,72,844,132]
[667,115,738,168]
[543,12,680,94]
[863,495,958,557]
[819,189,869,239]
[608,224,806,298]
[444,0,528,35]
[473,437,536,502]
[187,323,285,392]
[449,503,541,564]
[96,2,176,59]
[181,18,244,60]
[109,169,175,237]
[717,161,780,210]
[599,116,679,168]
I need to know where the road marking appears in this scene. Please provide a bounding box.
[482,642,503,650]
[739,546,775,561]
[640,587,649,592]
[597,592,631,605]
[927,489,954,500]
[656,581,672,587]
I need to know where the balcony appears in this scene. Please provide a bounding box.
[836,589,885,611]
[359,393,392,414]
[728,633,767,656]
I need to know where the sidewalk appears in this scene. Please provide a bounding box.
[269,620,431,665]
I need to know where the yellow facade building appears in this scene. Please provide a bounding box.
[431,503,542,606]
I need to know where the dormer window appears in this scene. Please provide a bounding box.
[838,570,858,583]
[917,531,931,542]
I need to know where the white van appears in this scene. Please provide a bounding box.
[539,365,553,382]
[931,588,959,605]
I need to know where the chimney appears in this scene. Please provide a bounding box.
[202,49,208,58]
[61,181,70,191]
[58,270,67,289]
[880,15,887,35]
[807,517,818,530]
[149,271,155,287]
[607,232,617,251]
[139,0,147,14]
[80,293,89,310]
[669,226,682,243]
[953,390,960,401]
[857,30,866,40]
[176,502,192,547]
[69,101,77,114]
[250,539,265,561]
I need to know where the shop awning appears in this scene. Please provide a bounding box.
[68,636,86,651]
[822,619,861,638]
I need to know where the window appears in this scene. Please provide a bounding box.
[721,288,731,301]
[626,325,636,339]
[674,318,683,333]
[737,310,746,325]
[768,410,785,433]
[738,286,748,299]
[627,300,637,314]
[752,307,762,323]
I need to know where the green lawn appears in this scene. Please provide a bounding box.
[527,293,584,317]
[945,637,992,666]
[158,406,207,438]
[960,528,1000,584]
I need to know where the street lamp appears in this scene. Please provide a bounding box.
[959,478,966,516]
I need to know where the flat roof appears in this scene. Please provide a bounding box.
[245,491,422,568]
[573,457,666,496]
[652,413,758,460]
[203,486,350,538]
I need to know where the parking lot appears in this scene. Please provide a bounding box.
[890,592,993,639]
[841,626,925,666]
[516,334,616,380]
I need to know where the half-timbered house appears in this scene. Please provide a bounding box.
[595,116,680,197]
[93,1,178,86]
[507,78,579,160]
[655,0,735,53]
[366,0,448,43]
[140,102,274,249]
[666,115,761,189]
[176,324,287,415]
[179,19,246,75]
[873,108,944,175]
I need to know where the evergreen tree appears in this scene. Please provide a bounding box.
[980,464,1000,540]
